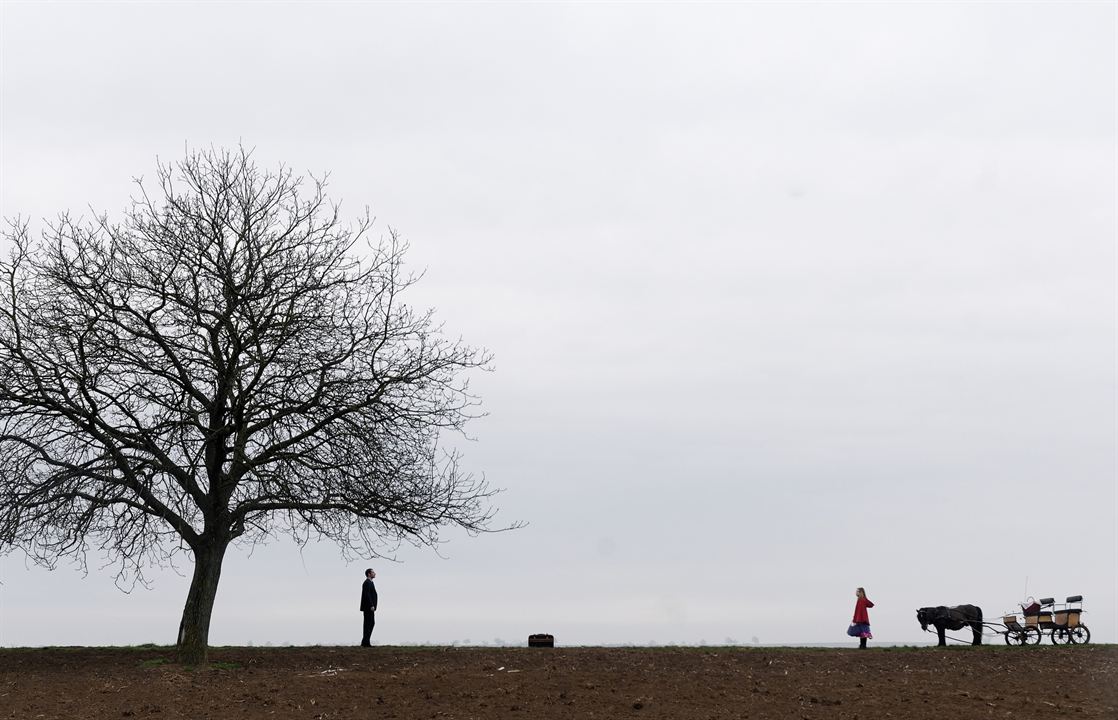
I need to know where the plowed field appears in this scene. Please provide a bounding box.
[1,645,1115,719]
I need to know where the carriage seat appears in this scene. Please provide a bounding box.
[1038,598,1055,607]
[1065,595,1083,605]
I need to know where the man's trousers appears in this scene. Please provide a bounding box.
[361,610,376,646]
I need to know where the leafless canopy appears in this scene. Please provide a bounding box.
[0,147,500,586]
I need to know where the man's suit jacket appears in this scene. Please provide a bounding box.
[360,578,378,612]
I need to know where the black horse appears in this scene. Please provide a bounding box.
[916,605,984,646]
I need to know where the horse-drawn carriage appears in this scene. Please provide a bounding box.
[916,595,1090,646]
[1001,595,1090,646]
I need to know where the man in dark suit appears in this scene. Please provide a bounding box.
[360,568,378,647]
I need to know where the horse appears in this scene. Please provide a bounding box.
[916,605,984,646]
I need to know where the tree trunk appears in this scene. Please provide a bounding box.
[176,540,228,664]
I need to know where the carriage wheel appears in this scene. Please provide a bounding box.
[1004,629,1023,646]
[1023,626,1042,645]
[1069,626,1091,645]
[1051,628,1071,645]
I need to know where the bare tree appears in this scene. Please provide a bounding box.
[0,148,503,663]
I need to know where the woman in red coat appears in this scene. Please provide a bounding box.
[849,587,874,649]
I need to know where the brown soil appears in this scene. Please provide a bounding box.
[1,645,1115,719]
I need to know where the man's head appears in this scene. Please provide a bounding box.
[365,568,376,579]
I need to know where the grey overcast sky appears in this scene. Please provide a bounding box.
[0,1,1114,647]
